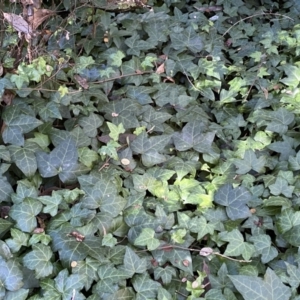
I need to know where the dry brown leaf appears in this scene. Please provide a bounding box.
[163,76,175,83]
[156,63,165,74]
[74,74,89,89]
[28,8,56,30]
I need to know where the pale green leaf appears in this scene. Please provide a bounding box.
[134,228,160,251]
[23,244,53,279]
[124,247,147,276]
[9,198,43,232]
[214,184,251,220]
[229,268,291,300]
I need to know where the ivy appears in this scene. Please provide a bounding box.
[0,0,300,299]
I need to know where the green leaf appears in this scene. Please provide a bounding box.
[281,65,300,88]
[103,98,140,129]
[0,176,14,203]
[9,198,43,232]
[0,219,13,237]
[189,216,215,240]
[154,266,176,285]
[96,264,130,293]
[170,27,203,53]
[38,191,63,216]
[78,113,104,138]
[102,233,117,247]
[0,257,23,291]
[110,50,125,67]
[51,269,86,299]
[229,268,291,300]
[5,228,29,253]
[125,33,155,56]
[249,234,278,263]
[23,244,53,279]
[78,147,99,168]
[269,177,294,198]
[4,288,29,300]
[74,56,95,73]
[173,121,215,153]
[134,228,160,251]
[278,208,300,234]
[266,108,294,134]
[80,176,114,208]
[132,274,161,300]
[2,106,43,145]
[36,137,78,182]
[9,145,37,177]
[234,149,266,174]
[220,229,255,261]
[130,131,171,167]
[72,257,101,291]
[214,184,251,220]
[107,122,126,141]
[124,246,147,276]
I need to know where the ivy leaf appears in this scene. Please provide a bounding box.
[2,106,43,146]
[266,108,294,134]
[281,65,300,88]
[96,264,131,294]
[5,228,29,253]
[167,157,198,181]
[58,272,86,300]
[72,257,101,291]
[9,198,43,232]
[78,113,104,138]
[189,216,215,240]
[0,176,14,203]
[154,266,177,285]
[173,121,215,153]
[124,246,147,276]
[36,137,78,182]
[23,244,53,279]
[165,248,193,274]
[38,191,63,216]
[134,228,160,251]
[219,229,255,261]
[214,184,251,220]
[4,288,29,300]
[234,149,266,174]
[0,257,23,292]
[8,145,37,177]
[229,268,291,300]
[269,177,294,198]
[170,27,203,53]
[125,33,155,56]
[78,147,99,168]
[107,122,126,141]
[74,56,95,73]
[102,233,117,247]
[102,98,140,129]
[249,234,278,263]
[132,274,161,300]
[130,131,171,167]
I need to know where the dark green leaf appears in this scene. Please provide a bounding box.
[173,121,215,153]
[214,184,251,220]
[23,244,53,279]
[9,198,43,232]
[229,268,291,300]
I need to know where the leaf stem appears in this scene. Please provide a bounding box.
[223,12,294,37]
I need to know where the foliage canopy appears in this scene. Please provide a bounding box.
[1,0,300,299]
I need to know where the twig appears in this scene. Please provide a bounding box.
[223,12,293,37]
[90,71,153,84]
[14,71,153,94]
[136,244,251,263]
